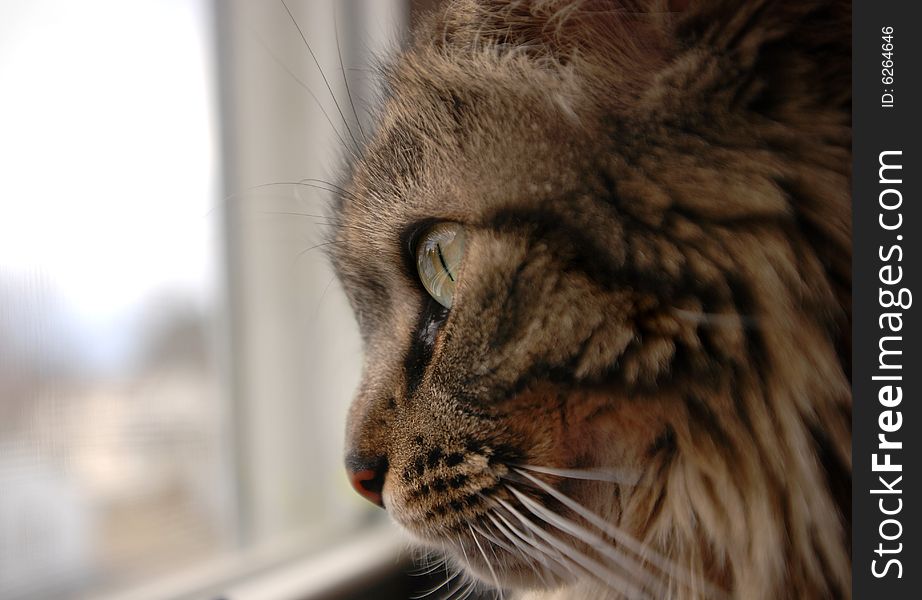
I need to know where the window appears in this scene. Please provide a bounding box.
[0,1,407,598]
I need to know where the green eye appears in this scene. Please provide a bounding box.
[415,222,466,308]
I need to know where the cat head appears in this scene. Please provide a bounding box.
[331,1,851,597]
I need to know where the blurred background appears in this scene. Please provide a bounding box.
[0,1,452,599]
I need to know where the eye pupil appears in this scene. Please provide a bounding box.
[415,223,466,308]
[436,244,455,282]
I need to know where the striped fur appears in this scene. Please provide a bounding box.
[332,1,851,598]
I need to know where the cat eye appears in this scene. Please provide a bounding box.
[415,222,466,309]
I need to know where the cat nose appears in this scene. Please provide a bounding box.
[346,456,388,508]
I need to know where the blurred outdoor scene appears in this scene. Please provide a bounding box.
[0,1,415,598]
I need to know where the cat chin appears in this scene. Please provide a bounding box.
[388,512,567,592]
[458,555,565,592]
[445,539,569,593]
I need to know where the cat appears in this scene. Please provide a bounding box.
[330,1,851,598]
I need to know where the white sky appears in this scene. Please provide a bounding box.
[0,0,218,367]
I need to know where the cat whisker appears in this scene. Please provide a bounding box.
[251,209,346,227]
[471,520,548,588]
[408,553,449,577]
[248,28,357,158]
[494,497,652,600]
[505,484,669,598]
[488,506,587,585]
[480,495,572,586]
[445,576,480,600]
[513,468,728,599]
[255,209,340,223]
[456,532,472,571]
[482,513,558,587]
[470,522,515,559]
[296,177,361,201]
[254,211,378,238]
[468,524,505,600]
[409,564,463,600]
[409,562,451,578]
[512,463,642,485]
[292,177,380,215]
[452,533,491,600]
[332,0,367,143]
[293,239,348,262]
[479,534,509,600]
[217,181,362,216]
[248,179,364,207]
[487,510,576,584]
[277,0,362,152]
[476,491,567,585]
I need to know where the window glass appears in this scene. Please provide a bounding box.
[0,1,225,597]
[0,2,406,598]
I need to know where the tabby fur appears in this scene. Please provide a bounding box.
[332,1,851,598]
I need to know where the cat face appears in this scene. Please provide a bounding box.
[332,1,851,598]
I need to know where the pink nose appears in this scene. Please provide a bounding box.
[348,467,385,508]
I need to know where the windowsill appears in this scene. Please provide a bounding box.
[221,524,406,600]
[93,523,407,600]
